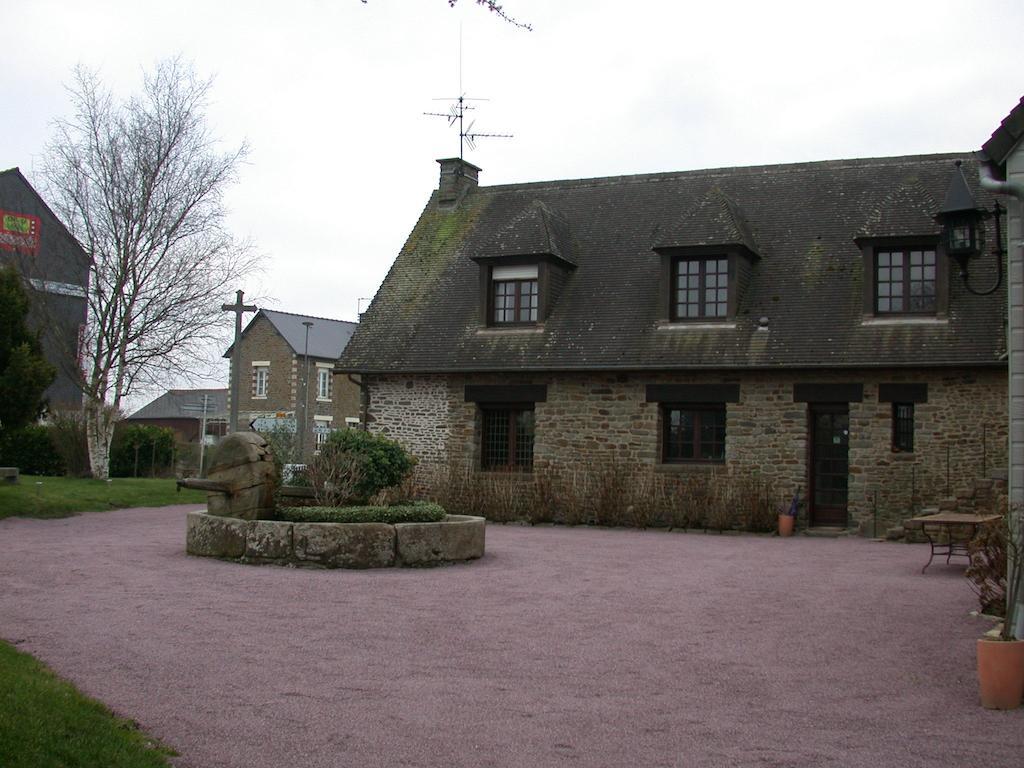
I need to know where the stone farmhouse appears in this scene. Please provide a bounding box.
[225,309,360,460]
[0,168,88,412]
[339,136,1014,533]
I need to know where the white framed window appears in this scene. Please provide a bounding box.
[491,264,539,325]
[316,366,331,400]
[313,415,334,453]
[252,362,270,398]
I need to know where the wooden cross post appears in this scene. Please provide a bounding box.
[222,290,257,433]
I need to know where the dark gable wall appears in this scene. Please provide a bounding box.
[0,170,88,411]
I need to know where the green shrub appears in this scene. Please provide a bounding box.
[0,425,64,475]
[322,429,415,503]
[47,411,90,477]
[277,501,446,525]
[109,424,175,478]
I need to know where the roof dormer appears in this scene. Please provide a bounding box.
[471,200,576,327]
[854,181,947,319]
[652,188,759,324]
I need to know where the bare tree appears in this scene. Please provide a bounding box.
[306,442,364,507]
[42,58,259,478]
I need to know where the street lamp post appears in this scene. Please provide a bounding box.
[301,321,314,460]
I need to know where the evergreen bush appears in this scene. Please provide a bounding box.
[277,501,445,525]
[0,425,64,475]
[47,411,90,477]
[109,424,175,478]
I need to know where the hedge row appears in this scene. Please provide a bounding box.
[276,502,446,525]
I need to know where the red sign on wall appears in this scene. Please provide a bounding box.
[0,210,41,255]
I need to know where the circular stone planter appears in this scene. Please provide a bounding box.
[186,510,485,569]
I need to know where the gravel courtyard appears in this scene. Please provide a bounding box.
[1,505,1021,768]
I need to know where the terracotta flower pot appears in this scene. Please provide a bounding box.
[977,637,1024,709]
[778,514,795,537]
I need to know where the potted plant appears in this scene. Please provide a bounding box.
[969,504,1024,709]
[778,492,798,538]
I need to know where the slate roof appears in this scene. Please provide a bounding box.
[980,96,1024,170]
[225,309,358,359]
[476,200,577,267]
[128,389,228,420]
[340,153,1006,373]
[654,187,760,255]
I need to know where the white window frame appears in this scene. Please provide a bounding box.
[316,364,332,401]
[252,362,270,399]
[313,415,334,453]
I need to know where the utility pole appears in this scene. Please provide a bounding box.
[181,393,214,476]
[222,290,257,433]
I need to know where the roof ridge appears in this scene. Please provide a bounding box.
[262,308,358,325]
[475,152,973,194]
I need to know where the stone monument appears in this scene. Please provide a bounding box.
[179,432,276,520]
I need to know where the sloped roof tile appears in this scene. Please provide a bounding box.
[128,389,228,420]
[654,187,760,255]
[340,153,1005,373]
[225,309,357,359]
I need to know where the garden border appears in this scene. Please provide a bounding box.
[185,510,485,568]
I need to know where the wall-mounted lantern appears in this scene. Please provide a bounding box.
[935,160,1004,295]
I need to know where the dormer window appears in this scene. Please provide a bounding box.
[672,257,729,320]
[472,200,576,330]
[652,188,759,325]
[857,236,945,318]
[875,248,936,314]
[492,265,539,324]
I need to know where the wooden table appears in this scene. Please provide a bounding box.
[903,512,1001,573]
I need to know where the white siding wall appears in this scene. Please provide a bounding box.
[1006,139,1024,638]
[1009,145,1024,504]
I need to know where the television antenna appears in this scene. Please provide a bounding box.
[424,95,512,160]
[424,26,511,160]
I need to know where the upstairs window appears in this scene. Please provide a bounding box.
[252,364,269,398]
[317,367,331,400]
[662,404,726,463]
[492,265,538,325]
[875,248,936,314]
[672,257,729,320]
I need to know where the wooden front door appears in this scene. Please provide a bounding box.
[809,404,849,527]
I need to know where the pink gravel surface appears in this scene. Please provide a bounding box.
[1,505,1022,768]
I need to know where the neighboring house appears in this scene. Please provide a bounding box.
[126,388,229,444]
[224,309,360,459]
[339,145,1011,534]
[0,168,88,412]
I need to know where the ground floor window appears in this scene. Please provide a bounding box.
[662,405,726,463]
[892,402,914,452]
[481,405,535,470]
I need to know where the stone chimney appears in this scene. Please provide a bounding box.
[437,158,481,205]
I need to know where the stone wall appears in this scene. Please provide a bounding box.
[366,367,1007,534]
[365,374,452,470]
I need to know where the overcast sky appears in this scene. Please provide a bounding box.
[5,0,1023,398]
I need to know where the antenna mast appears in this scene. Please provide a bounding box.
[424,27,512,159]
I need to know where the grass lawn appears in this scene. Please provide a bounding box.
[0,476,204,520]
[0,640,175,768]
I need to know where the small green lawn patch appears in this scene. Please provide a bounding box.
[277,501,446,525]
[0,639,175,768]
[0,476,205,520]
